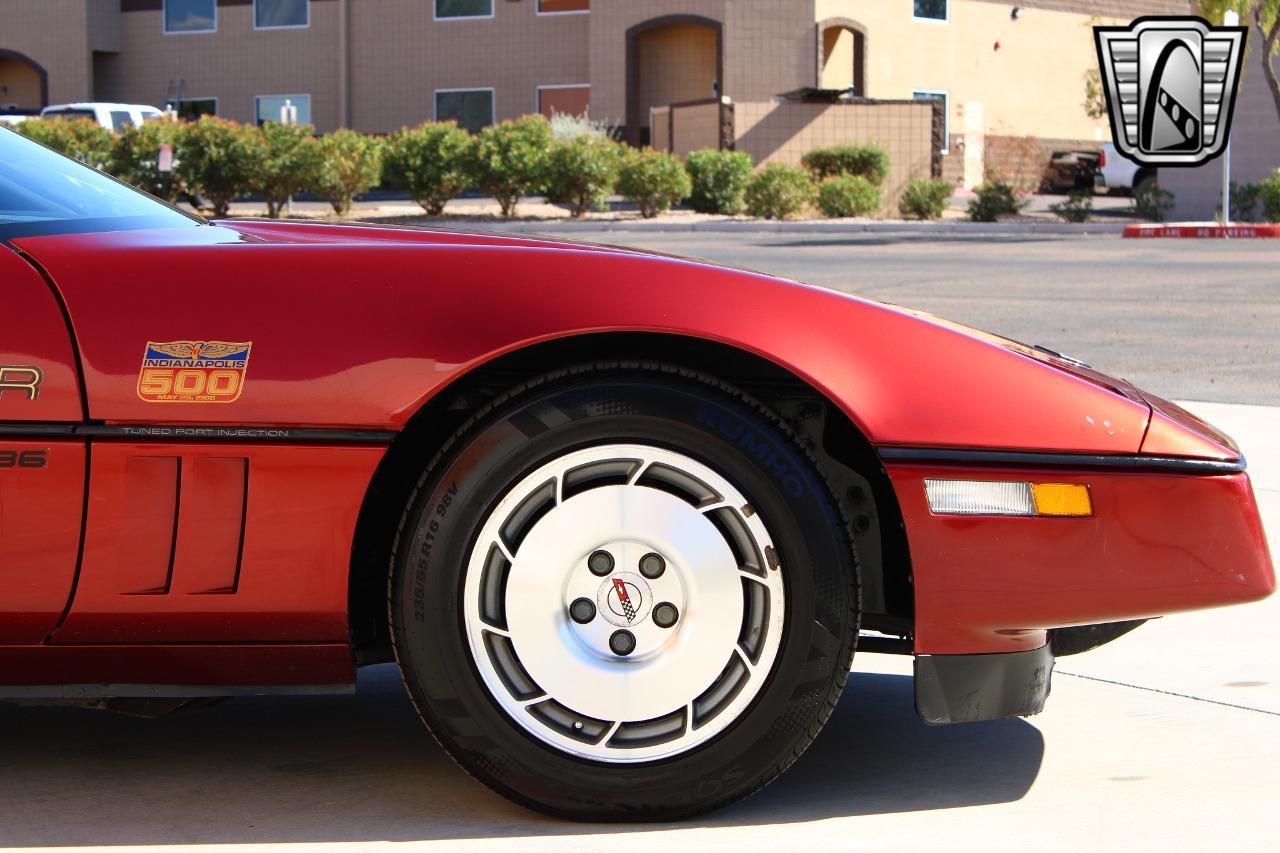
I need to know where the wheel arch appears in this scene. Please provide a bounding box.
[347,331,913,663]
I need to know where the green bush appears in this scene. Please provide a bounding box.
[548,109,613,142]
[1049,189,1093,223]
[1258,170,1280,223]
[108,117,186,202]
[312,128,383,217]
[898,178,953,220]
[17,118,114,169]
[801,144,890,186]
[617,147,691,218]
[744,163,816,220]
[1133,180,1175,222]
[176,116,263,217]
[383,121,473,216]
[1229,181,1262,222]
[469,114,554,217]
[685,149,753,214]
[546,135,623,217]
[816,174,879,218]
[967,180,1026,222]
[254,122,323,218]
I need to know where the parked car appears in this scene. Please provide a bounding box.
[0,127,1274,821]
[1095,141,1156,195]
[0,113,34,127]
[39,102,163,131]
[1040,149,1100,193]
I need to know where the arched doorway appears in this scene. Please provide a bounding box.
[626,15,723,145]
[816,18,867,97]
[0,49,48,112]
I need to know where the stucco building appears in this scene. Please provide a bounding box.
[2,0,1190,190]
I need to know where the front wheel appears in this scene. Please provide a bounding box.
[390,365,859,820]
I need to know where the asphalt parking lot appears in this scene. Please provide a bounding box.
[1,232,1276,852]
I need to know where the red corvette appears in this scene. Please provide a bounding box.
[0,129,1273,819]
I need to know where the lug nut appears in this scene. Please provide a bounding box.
[569,597,596,624]
[639,552,666,579]
[652,602,679,629]
[588,550,615,576]
[609,630,636,656]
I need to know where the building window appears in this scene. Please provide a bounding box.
[913,90,949,154]
[435,0,493,20]
[913,0,948,22]
[537,85,590,118]
[256,94,312,125]
[164,0,216,33]
[436,89,494,132]
[538,0,589,13]
[255,0,309,29]
[176,98,217,120]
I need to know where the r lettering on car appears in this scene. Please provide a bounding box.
[0,365,44,401]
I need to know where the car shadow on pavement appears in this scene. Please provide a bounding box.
[0,664,1043,845]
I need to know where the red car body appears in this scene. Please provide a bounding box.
[1,217,1273,702]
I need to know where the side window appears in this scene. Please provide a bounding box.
[165,0,217,33]
[110,111,135,131]
[435,0,493,20]
[435,89,494,133]
[255,95,312,126]
[255,0,309,29]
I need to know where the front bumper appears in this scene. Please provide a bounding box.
[885,457,1275,656]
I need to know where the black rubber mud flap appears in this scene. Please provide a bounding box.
[914,643,1054,725]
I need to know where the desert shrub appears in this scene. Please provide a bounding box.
[17,118,114,169]
[545,135,623,217]
[548,109,613,142]
[313,128,383,217]
[1133,180,1175,222]
[468,114,554,217]
[254,121,323,218]
[176,116,263,216]
[617,147,691,218]
[1229,181,1262,222]
[108,117,187,201]
[898,178,953,220]
[744,163,816,219]
[1257,170,1280,223]
[1049,189,1093,223]
[685,149,753,214]
[382,121,473,216]
[967,180,1025,222]
[816,174,879,218]
[801,144,890,186]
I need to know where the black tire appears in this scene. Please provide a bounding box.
[389,363,859,820]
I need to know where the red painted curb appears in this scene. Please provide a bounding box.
[1123,223,1280,238]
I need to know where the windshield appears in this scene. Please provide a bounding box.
[0,127,200,240]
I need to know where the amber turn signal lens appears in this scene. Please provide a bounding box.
[1031,483,1093,517]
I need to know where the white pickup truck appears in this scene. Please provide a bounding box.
[40,102,164,131]
[1094,141,1156,195]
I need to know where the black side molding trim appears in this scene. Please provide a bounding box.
[879,446,1246,475]
[0,683,355,699]
[0,422,397,445]
[915,643,1054,725]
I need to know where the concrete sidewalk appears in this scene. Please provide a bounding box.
[0,402,1275,853]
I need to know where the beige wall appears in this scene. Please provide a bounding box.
[670,100,721,154]
[735,100,936,211]
[0,58,44,110]
[351,0,588,133]
[0,0,94,106]
[634,23,718,118]
[816,0,1126,141]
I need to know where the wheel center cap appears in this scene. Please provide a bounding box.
[596,571,652,627]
